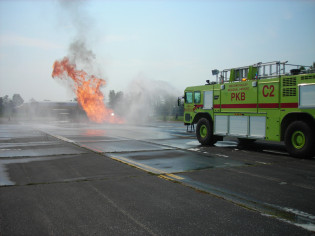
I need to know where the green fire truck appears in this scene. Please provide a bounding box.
[180,61,315,158]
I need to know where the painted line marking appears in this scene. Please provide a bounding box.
[109,156,164,174]
[109,156,184,180]
[165,173,184,180]
[109,156,185,181]
[158,175,174,181]
[38,130,75,144]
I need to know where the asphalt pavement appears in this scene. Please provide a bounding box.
[0,120,314,235]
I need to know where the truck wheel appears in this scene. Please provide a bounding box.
[284,121,315,158]
[196,118,214,145]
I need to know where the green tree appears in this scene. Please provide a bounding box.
[0,94,24,118]
[3,95,12,110]
[12,94,24,107]
[108,90,123,109]
[1,95,13,118]
[108,90,116,109]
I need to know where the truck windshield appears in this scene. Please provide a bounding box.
[194,91,201,103]
[185,92,193,103]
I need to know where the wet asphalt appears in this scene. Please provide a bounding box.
[0,120,315,235]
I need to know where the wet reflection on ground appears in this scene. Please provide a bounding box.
[215,141,238,148]
[108,150,246,174]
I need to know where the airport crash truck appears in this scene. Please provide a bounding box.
[179,61,315,158]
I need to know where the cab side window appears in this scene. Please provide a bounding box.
[185,92,193,103]
[194,91,201,104]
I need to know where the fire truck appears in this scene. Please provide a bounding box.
[180,61,315,158]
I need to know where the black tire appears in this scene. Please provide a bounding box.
[196,118,214,145]
[284,121,315,158]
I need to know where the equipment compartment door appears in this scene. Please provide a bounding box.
[203,91,213,109]
[249,116,266,138]
[299,84,315,108]
[229,116,248,136]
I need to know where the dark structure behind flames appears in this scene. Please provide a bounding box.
[17,101,88,122]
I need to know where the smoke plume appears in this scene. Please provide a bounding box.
[52,0,122,123]
[53,1,180,124]
[57,0,99,76]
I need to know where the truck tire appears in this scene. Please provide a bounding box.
[196,118,214,145]
[284,121,315,158]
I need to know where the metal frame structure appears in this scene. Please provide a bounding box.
[214,61,312,83]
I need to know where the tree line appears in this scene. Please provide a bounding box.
[0,91,184,122]
[0,94,24,118]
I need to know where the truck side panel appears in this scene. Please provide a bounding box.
[257,78,281,141]
[220,80,257,113]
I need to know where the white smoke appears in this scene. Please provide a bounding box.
[114,75,180,124]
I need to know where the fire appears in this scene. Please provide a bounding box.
[52,57,123,123]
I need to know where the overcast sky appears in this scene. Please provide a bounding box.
[0,0,315,102]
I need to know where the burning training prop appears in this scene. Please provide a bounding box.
[52,57,123,123]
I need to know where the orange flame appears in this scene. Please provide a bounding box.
[52,57,123,124]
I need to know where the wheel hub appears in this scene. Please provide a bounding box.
[291,131,305,149]
[200,125,208,138]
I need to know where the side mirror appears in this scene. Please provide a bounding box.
[177,97,184,106]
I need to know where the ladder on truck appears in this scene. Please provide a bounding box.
[213,61,311,84]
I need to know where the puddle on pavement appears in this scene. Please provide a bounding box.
[109,149,245,174]
[214,141,238,148]
[82,129,107,136]
[0,141,61,148]
[79,140,173,153]
[153,139,238,150]
[0,146,86,158]
[0,163,15,186]
[62,135,120,142]
[0,126,42,139]
[0,155,75,186]
[41,124,175,141]
[151,139,201,149]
